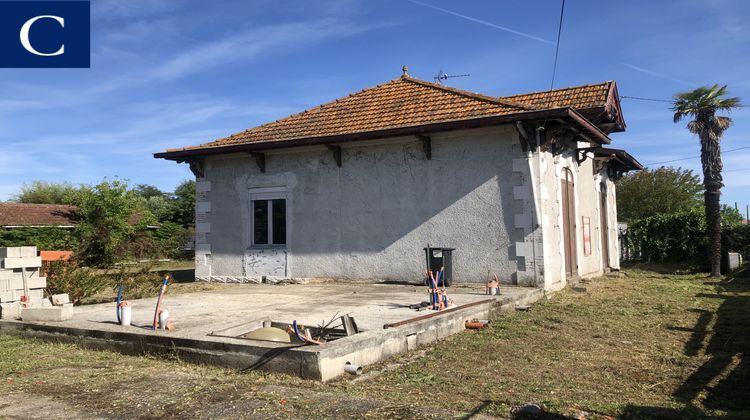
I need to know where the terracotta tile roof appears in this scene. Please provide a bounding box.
[0,203,78,227]
[500,81,613,110]
[0,204,157,229]
[157,76,624,157]
[166,76,533,152]
[501,81,625,133]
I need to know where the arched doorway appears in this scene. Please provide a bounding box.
[561,168,577,278]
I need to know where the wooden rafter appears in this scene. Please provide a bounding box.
[249,152,266,173]
[326,145,342,167]
[416,134,432,160]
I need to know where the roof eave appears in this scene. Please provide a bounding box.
[594,147,643,171]
[154,107,611,161]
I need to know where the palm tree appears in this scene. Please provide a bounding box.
[673,84,741,277]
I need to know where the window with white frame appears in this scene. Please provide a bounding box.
[250,190,286,246]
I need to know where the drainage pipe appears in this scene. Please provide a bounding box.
[116,285,123,324]
[152,276,169,331]
[383,299,495,329]
[529,125,545,287]
[344,362,363,375]
[464,321,488,330]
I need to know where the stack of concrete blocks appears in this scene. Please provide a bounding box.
[0,246,74,321]
[0,246,45,319]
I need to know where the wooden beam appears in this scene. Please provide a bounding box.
[249,152,266,173]
[327,145,342,167]
[575,147,600,165]
[416,134,432,160]
[176,158,204,178]
[515,122,530,152]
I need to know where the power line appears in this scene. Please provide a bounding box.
[621,95,674,103]
[645,145,750,166]
[549,0,565,90]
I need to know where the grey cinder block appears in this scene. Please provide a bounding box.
[2,256,42,269]
[21,304,73,322]
[0,247,37,259]
[0,302,21,320]
[51,294,70,306]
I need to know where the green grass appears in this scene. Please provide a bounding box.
[2,267,749,418]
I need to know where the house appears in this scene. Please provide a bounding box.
[155,69,642,291]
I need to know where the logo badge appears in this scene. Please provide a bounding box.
[0,1,90,68]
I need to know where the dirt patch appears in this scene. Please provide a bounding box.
[0,392,102,419]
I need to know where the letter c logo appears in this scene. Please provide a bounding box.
[20,15,65,57]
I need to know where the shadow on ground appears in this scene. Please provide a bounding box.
[622,265,750,419]
[155,268,194,283]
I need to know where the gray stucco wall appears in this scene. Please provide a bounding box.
[197,126,526,284]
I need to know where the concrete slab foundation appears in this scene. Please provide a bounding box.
[0,282,543,381]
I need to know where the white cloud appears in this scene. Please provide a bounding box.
[405,0,554,45]
[0,17,388,117]
[92,0,185,20]
[622,63,697,88]
[149,19,376,82]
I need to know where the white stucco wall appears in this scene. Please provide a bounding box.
[533,145,619,291]
[197,126,531,284]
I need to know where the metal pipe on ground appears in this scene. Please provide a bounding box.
[383,299,495,329]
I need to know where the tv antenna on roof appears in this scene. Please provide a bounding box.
[434,69,470,85]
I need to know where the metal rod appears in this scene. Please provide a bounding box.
[383,299,496,329]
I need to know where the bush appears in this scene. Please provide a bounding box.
[108,263,164,300]
[626,209,707,263]
[45,260,108,305]
[723,224,750,260]
[149,222,192,259]
[71,179,157,267]
[625,209,750,265]
[0,227,77,250]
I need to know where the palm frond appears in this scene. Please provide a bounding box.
[672,84,742,121]
[715,116,733,131]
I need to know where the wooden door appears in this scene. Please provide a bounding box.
[561,168,577,277]
[599,184,610,269]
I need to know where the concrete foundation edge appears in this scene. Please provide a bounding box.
[0,288,544,381]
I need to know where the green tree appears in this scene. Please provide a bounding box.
[133,184,165,200]
[132,184,173,222]
[12,181,78,204]
[616,167,702,222]
[673,84,741,277]
[71,179,156,267]
[721,205,744,227]
[167,180,195,227]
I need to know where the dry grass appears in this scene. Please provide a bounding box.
[1,267,748,419]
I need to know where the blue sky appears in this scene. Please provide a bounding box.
[1,0,748,209]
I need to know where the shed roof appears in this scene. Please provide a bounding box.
[0,203,158,229]
[0,203,77,227]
